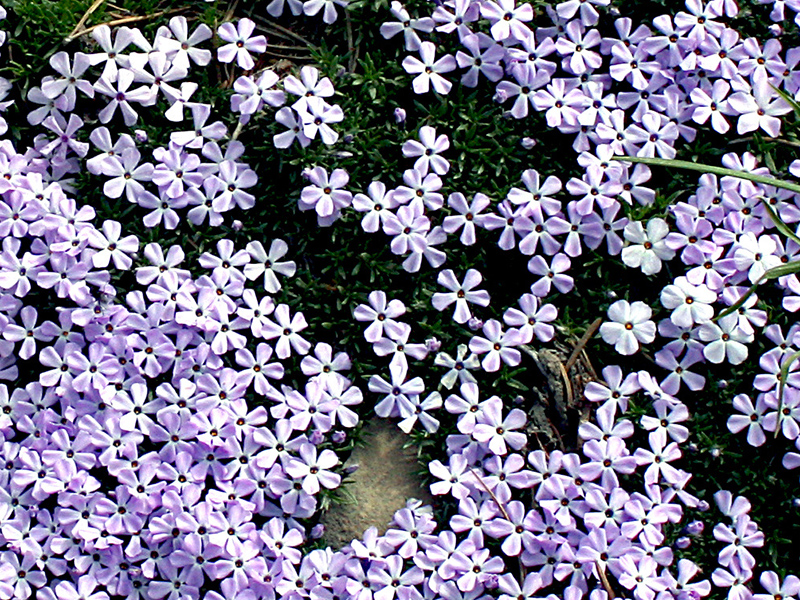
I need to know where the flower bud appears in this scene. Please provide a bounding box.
[493,88,508,104]
[520,137,537,149]
[674,536,691,549]
[232,220,243,232]
[310,524,325,539]
[425,337,442,352]
[343,462,360,475]
[769,24,783,36]
[394,107,407,123]
[685,520,704,536]
[793,497,800,508]
[343,134,354,144]
[467,317,484,331]
[332,430,347,444]
[309,430,324,445]
[717,379,728,389]
[134,129,148,143]
[696,500,710,512]
[710,447,721,458]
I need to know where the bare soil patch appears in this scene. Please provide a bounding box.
[321,419,433,549]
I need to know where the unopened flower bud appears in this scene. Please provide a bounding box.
[332,430,346,444]
[309,430,324,445]
[606,290,618,299]
[687,442,699,453]
[793,498,800,508]
[710,447,721,458]
[343,462,360,475]
[696,500,710,512]
[685,520,704,536]
[232,220,243,232]
[513,395,525,405]
[520,137,537,149]
[467,317,484,331]
[343,134,354,144]
[717,379,728,389]
[484,575,500,590]
[608,6,621,16]
[674,536,691,549]
[394,108,407,123]
[770,24,783,36]
[336,65,347,78]
[134,129,148,143]
[310,524,325,539]
[493,89,508,104]
[425,337,442,352]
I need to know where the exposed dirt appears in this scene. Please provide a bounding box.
[321,419,433,550]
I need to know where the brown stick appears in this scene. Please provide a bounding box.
[564,317,603,372]
[66,7,188,42]
[68,0,107,41]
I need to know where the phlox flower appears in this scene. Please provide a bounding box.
[753,572,800,600]
[299,167,352,218]
[244,239,296,293]
[41,51,94,111]
[734,232,781,283]
[402,126,450,175]
[273,106,312,148]
[660,276,716,327]
[260,304,311,358]
[380,1,436,51]
[527,253,573,296]
[298,96,343,145]
[503,293,557,343]
[429,453,474,499]
[480,0,533,41]
[304,0,348,23]
[599,299,656,355]
[621,217,675,275]
[217,19,267,70]
[355,290,406,343]
[468,319,524,372]
[369,360,424,418]
[431,268,490,324]
[434,344,480,388]
[443,192,494,244]
[398,391,442,433]
[728,79,792,138]
[456,33,505,87]
[714,514,764,571]
[353,181,400,232]
[699,313,753,365]
[155,16,213,70]
[555,20,602,75]
[402,41,457,95]
[94,69,152,126]
[284,442,341,495]
[472,396,527,455]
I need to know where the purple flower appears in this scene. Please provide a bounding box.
[402,42,456,95]
[217,19,267,70]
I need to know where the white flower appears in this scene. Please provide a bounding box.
[699,313,753,365]
[599,300,656,355]
[621,218,675,275]
[660,276,717,328]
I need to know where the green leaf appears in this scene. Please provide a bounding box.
[761,201,800,246]
[777,350,800,438]
[613,156,800,195]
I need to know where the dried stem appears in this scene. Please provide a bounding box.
[596,562,617,599]
[68,0,107,41]
[564,317,603,372]
[66,7,187,42]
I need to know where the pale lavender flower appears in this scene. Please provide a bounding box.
[217,19,267,70]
